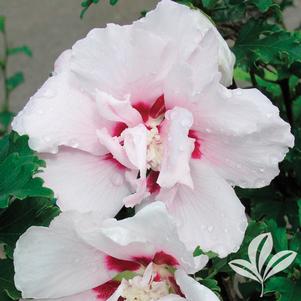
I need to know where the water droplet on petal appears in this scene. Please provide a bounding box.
[235,89,242,96]
[224,90,232,98]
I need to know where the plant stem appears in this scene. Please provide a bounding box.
[279,78,293,126]
[1,24,9,113]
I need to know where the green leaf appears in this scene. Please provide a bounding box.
[249,0,275,12]
[0,16,5,33]
[5,72,24,93]
[0,197,59,258]
[7,46,32,57]
[201,0,217,9]
[0,133,53,208]
[0,112,15,133]
[0,259,21,300]
[266,219,288,252]
[234,19,301,68]
[265,277,301,301]
[199,278,221,295]
[109,0,119,5]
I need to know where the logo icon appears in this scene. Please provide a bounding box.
[229,232,297,297]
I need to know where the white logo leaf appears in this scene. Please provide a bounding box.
[229,259,262,283]
[258,233,273,273]
[263,250,297,281]
[229,232,297,297]
[248,233,272,272]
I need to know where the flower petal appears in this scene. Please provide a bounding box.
[12,71,107,155]
[196,85,294,188]
[135,0,235,86]
[71,24,171,103]
[95,90,142,127]
[14,212,110,299]
[122,124,148,176]
[158,107,195,189]
[21,289,99,301]
[40,148,130,215]
[164,159,247,258]
[97,127,135,169]
[81,202,198,273]
[175,270,220,301]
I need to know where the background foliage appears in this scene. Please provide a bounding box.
[0,0,301,300]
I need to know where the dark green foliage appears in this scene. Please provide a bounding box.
[0,132,54,208]
[0,133,58,299]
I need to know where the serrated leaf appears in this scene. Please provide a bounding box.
[0,198,59,258]
[6,72,24,93]
[263,250,297,280]
[0,133,53,208]
[229,259,262,283]
[234,19,301,68]
[7,46,32,57]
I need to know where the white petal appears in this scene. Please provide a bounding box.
[82,202,197,273]
[165,159,247,258]
[40,148,130,215]
[122,124,148,175]
[14,212,110,299]
[97,127,135,169]
[158,107,195,189]
[196,85,294,188]
[95,90,142,126]
[175,270,220,301]
[20,289,99,301]
[71,24,171,103]
[53,49,72,74]
[135,0,235,86]
[12,71,107,155]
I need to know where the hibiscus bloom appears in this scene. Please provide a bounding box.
[14,202,217,301]
[12,0,294,257]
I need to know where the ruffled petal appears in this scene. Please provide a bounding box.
[40,148,130,215]
[12,71,106,155]
[158,107,195,189]
[95,90,142,127]
[175,270,220,301]
[134,0,234,86]
[195,84,294,188]
[14,212,110,299]
[71,24,171,103]
[122,124,148,175]
[80,202,198,273]
[164,159,247,258]
[97,128,134,169]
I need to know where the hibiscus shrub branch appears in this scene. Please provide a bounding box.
[0,16,32,136]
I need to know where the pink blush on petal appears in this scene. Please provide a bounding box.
[188,130,202,159]
[103,153,127,171]
[105,255,141,272]
[93,280,120,300]
[153,251,179,267]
